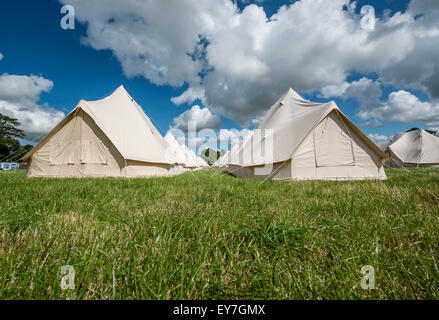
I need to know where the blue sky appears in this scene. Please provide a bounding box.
[0,0,438,150]
[0,0,190,137]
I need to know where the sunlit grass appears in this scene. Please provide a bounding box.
[0,168,438,299]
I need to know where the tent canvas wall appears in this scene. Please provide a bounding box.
[23,85,177,178]
[384,129,439,168]
[180,144,198,169]
[196,156,209,168]
[164,132,188,175]
[219,88,388,181]
[164,132,186,166]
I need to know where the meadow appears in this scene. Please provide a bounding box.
[0,168,438,299]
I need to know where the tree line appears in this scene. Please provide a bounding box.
[0,113,33,162]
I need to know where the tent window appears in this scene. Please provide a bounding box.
[49,140,80,165]
[49,140,108,165]
[314,115,355,167]
[80,140,108,164]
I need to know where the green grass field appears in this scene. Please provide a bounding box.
[0,168,438,299]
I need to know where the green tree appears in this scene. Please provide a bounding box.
[0,113,24,139]
[202,148,222,165]
[0,143,8,160]
[9,144,33,162]
[0,113,26,162]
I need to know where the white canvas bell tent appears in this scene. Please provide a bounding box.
[222,88,388,181]
[164,132,188,174]
[196,155,209,168]
[23,85,179,178]
[180,144,199,169]
[213,150,229,167]
[215,133,251,169]
[384,129,439,168]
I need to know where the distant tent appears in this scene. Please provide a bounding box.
[196,155,209,168]
[215,135,249,168]
[214,150,229,167]
[384,129,439,168]
[23,85,179,178]
[380,133,404,152]
[164,132,187,175]
[219,88,388,181]
[179,144,198,169]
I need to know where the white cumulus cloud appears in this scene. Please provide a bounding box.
[171,105,222,132]
[218,128,253,148]
[361,119,385,128]
[61,0,439,127]
[380,1,439,99]
[358,90,439,123]
[368,133,390,146]
[321,77,382,102]
[0,74,65,141]
[171,86,206,106]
